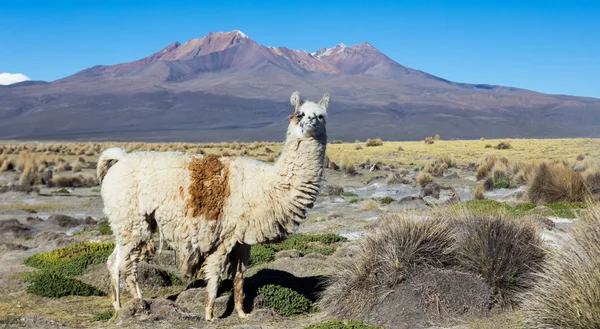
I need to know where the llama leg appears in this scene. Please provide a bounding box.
[107,244,122,310]
[125,245,144,299]
[205,274,218,321]
[233,244,250,318]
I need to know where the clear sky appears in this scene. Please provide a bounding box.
[1,0,598,97]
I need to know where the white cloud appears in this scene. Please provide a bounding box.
[0,73,31,85]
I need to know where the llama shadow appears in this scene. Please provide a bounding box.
[168,269,328,318]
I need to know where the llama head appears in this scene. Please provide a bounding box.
[287,91,329,140]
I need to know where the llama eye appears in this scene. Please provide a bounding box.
[296,112,304,119]
[318,115,324,120]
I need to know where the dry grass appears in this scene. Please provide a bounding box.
[319,213,456,317]
[365,138,383,147]
[472,185,485,200]
[526,162,590,203]
[416,172,434,187]
[450,211,546,307]
[522,207,600,328]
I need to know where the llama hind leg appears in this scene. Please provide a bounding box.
[125,241,153,299]
[107,244,122,310]
[232,244,250,318]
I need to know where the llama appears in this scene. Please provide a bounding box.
[97,91,329,321]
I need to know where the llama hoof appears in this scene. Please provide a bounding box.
[205,315,214,322]
[237,311,249,318]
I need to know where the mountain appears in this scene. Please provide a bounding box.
[1,30,599,142]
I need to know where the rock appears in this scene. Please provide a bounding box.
[330,162,340,171]
[396,196,429,210]
[444,172,460,179]
[253,293,267,309]
[264,147,273,153]
[326,211,343,220]
[119,298,200,322]
[367,175,386,185]
[175,288,229,317]
[0,184,39,194]
[420,182,461,206]
[524,214,556,230]
[332,243,360,258]
[46,214,95,228]
[0,219,33,238]
[41,170,53,185]
[34,231,73,248]
[137,261,180,287]
[0,242,29,252]
[25,216,43,224]
[274,249,304,260]
[321,185,344,196]
[364,267,491,329]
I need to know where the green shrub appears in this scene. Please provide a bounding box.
[96,221,112,235]
[304,320,382,329]
[250,234,347,266]
[493,177,511,189]
[341,191,358,197]
[51,188,70,194]
[349,198,359,204]
[456,199,589,219]
[89,311,114,322]
[23,242,114,276]
[24,271,105,298]
[379,197,394,204]
[258,284,313,316]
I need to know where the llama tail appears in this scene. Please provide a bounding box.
[97,147,127,184]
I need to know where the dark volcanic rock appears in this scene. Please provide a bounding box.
[419,182,461,206]
[321,185,344,196]
[0,219,33,238]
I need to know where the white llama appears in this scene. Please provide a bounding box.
[97,91,329,321]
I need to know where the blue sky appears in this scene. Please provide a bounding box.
[1,0,598,97]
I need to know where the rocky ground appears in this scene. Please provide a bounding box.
[0,164,582,329]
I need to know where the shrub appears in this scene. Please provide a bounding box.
[319,213,455,317]
[453,212,546,306]
[72,161,81,173]
[355,145,363,150]
[439,154,457,168]
[485,144,493,148]
[23,242,115,276]
[476,156,497,180]
[397,145,404,151]
[349,198,358,204]
[365,138,383,147]
[24,271,105,298]
[424,161,447,177]
[472,185,485,200]
[493,177,511,189]
[424,137,434,144]
[480,137,485,141]
[526,162,589,203]
[379,197,394,204]
[258,284,313,316]
[416,172,433,187]
[249,234,347,266]
[89,311,114,322]
[19,162,39,186]
[496,141,512,150]
[483,177,494,190]
[583,168,600,194]
[523,207,600,328]
[434,134,441,141]
[96,221,113,235]
[303,320,382,329]
[341,191,358,197]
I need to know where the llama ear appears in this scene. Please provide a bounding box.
[319,93,330,110]
[290,91,301,111]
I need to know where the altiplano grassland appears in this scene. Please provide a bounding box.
[1,138,599,329]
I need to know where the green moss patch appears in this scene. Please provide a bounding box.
[89,310,114,322]
[23,242,114,276]
[249,234,347,266]
[22,242,114,298]
[455,200,589,219]
[258,284,313,316]
[304,320,382,329]
[24,271,105,298]
[340,191,358,197]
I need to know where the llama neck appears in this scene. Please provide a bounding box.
[262,136,326,237]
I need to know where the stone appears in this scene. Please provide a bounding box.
[326,211,343,220]
[0,219,33,238]
[321,185,344,196]
[420,182,461,206]
[274,249,303,260]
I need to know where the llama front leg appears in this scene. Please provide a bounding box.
[205,274,218,321]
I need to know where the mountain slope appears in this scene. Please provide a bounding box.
[1,30,599,142]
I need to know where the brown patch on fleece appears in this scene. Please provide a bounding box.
[178,186,185,200]
[185,154,230,222]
